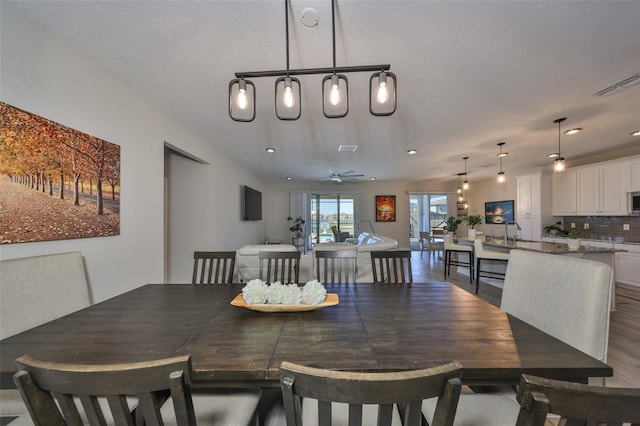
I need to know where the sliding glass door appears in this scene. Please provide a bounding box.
[310,194,357,244]
[409,194,447,238]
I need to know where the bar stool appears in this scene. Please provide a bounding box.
[444,235,474,285]
[473,239,509,294]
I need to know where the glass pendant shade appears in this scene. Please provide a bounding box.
[275,76,301,120]
[462,179,469,190]
[497,172,506,183]
[322,74,348,118]
[369,71,397,116]
[228,78,256,122]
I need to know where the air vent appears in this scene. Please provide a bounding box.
[594,74,640,96]
[338,145,358,152]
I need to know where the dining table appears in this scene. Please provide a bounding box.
[0,282,612,390]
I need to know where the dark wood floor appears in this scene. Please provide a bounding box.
[411,249,640,388]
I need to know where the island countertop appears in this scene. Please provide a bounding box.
[470,237,626,254]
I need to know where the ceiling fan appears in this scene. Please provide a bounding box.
[323,169,365,183]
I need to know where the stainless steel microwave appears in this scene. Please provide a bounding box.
[632,192,640,212]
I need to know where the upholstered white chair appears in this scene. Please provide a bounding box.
[443,235,474,285]
[424,249,614,425]
[473,239,509,294]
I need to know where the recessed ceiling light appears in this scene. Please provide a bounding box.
[547,152,559,158]
[286,176,293,180]
[338,144,358,152]
[266,147,276,153]
[563,128,582,135]
[407,149,417,155]
[631,130,640,137]
[370,177,376,181]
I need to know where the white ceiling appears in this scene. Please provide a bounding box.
[11,0,640,184]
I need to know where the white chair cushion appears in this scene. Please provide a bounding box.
[162,388,261,426]
[302,399,403,426]
[422,387,519,426]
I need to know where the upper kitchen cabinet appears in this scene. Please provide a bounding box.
[626,158,640,192]
[577,163,625,215]
[552,170,577,215]
[517,173,552,241]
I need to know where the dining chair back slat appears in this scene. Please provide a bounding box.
[192,251,236,284]
[13,354,197,426]
[370,250,413,283]
[515,374,640,425]
[259,250,301,284]
[280,360,463,426]
[315,250,358,284]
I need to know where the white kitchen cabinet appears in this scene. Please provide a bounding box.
[517,173,541,215]
[615,244,640,289]
[552,170,577,215]
[516,173,545,241]
[576,164,625,215]
[628,159,640,192]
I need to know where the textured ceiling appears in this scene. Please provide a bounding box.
[10,0,640,184]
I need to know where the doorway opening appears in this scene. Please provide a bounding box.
[409,194,448,249]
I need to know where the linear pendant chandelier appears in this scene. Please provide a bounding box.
[228,0,397,122]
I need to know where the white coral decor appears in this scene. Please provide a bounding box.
[302,280,327,305]
[281,284,303,305]
[266,281,286,304]
[241,279,268,304]
[241,280,327,305]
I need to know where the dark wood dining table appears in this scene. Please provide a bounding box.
[0,282,612,389]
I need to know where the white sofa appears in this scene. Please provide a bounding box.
[313,232,398,282]
[236,233,397,284]
[236,244,313,282]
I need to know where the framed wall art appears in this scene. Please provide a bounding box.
[0,102,120,244]
[375,195,396,222]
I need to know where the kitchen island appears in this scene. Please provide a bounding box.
[466,236,625,310]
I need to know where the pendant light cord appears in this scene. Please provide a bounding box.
[285,0,290,73]
[331,0,336,70]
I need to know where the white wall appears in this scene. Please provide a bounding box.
[0,4,262,300]
[460,175,517,235]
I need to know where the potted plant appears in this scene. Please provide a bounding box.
[287,216,306,246]
[465,214,483,238]
[543,221,568,237]
[566,228,583,250]
[443,216,461,235]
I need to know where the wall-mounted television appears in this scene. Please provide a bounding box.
[243,185,262,221]
[484,200,514,224]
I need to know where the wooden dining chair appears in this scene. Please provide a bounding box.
[514,374,640,425]
[192,251,236,284]
[13,354,262,426]
[259,250,301,284]
[14,354,197,425]
[280,360,463,426]
[315,249,358,284]
[370,250,413,283]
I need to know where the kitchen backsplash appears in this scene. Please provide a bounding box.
[560,216,640,243]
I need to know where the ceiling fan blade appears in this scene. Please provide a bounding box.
[339,170,355,176]
[341,173,364,178]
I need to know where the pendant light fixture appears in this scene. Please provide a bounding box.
[457,173,464,202]
[462,157,470,190]
[497,142,507,183]
[553,118,567,172]
[229,0,396,122]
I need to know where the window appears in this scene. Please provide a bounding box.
[310,194,357,244]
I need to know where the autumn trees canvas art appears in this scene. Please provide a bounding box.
[0,102,120,244]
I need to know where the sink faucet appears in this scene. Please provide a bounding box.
[504,221,521,243]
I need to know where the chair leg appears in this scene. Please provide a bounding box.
[475,258,480,294]
[468,252,473,284]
